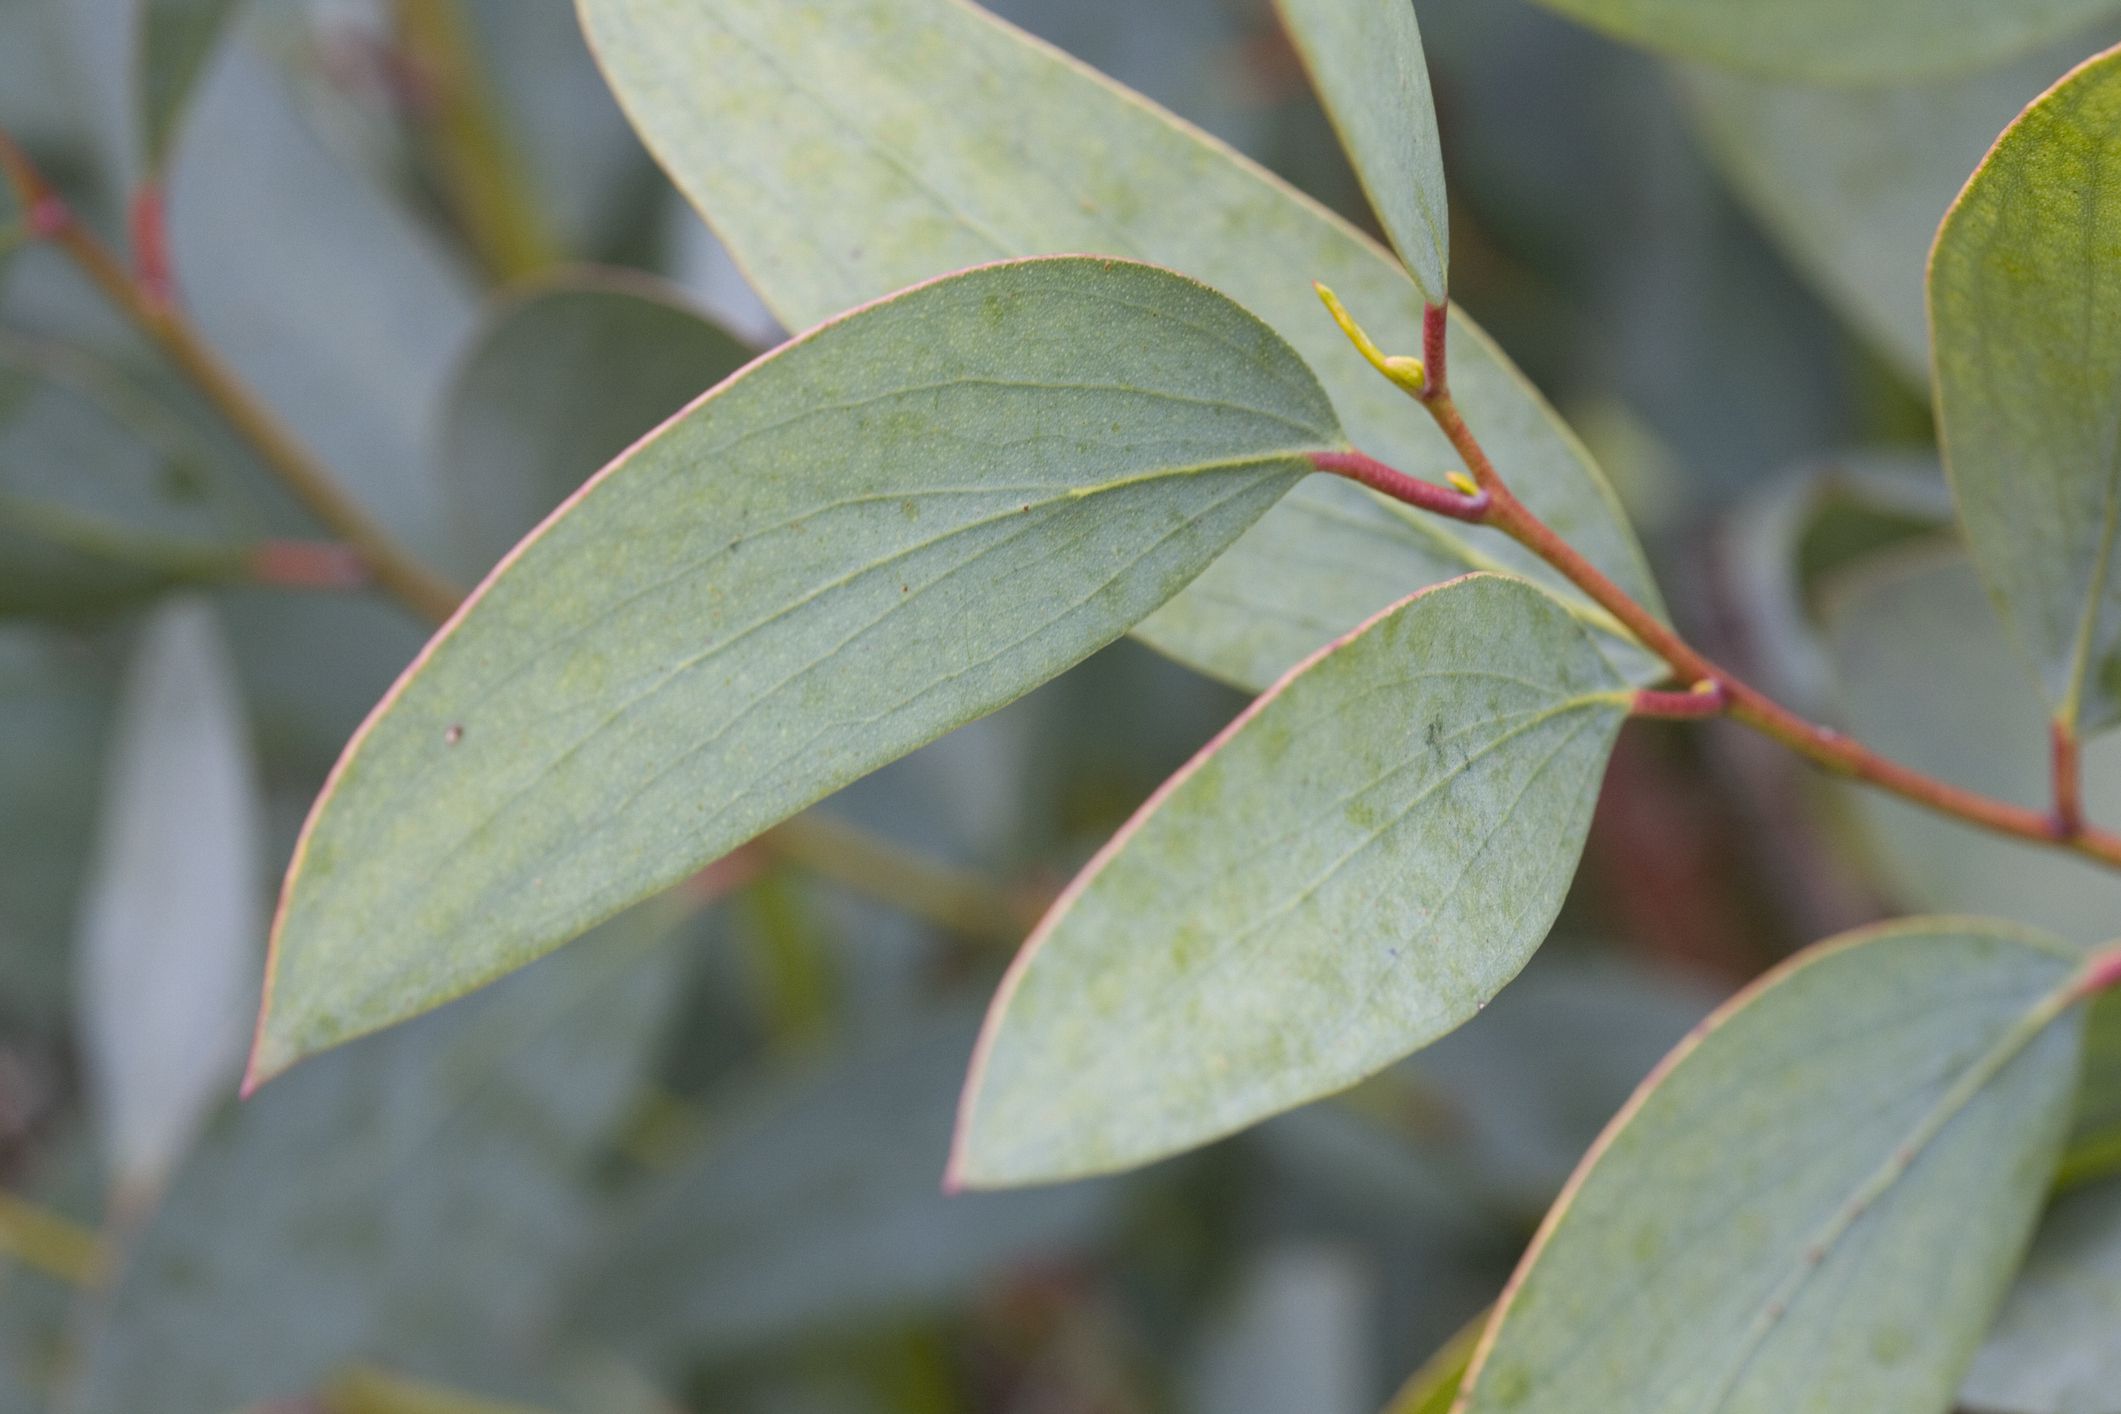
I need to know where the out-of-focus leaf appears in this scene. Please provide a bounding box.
[437,268,750,576]
[137,0,247,171]
[1461,921,2091,1414]
[1524,0,2121,82]
[464,0,649,259]
[68,908,690,1414]
[168,38,476,560]
[1186,1246,1372,1414]
[953,575,1630,1187]
[1270,0,1448,304]
[1824,551,2121,1187]
[1960,1178,2121,1413]
[567,1009,1117,1365]
[0,334,259,617]
[1822,552,2121,947]
[1393,950,1718,1213]
[252,257,1339,1081]
[1684,34,2101,381]
[579,0,1664,693]
[1931,44,2121,736]
[0,625,115,1030]
[76,597,260,1204]
[1720,454,1953,714]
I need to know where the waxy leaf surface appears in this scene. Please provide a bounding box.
[952,574,1629,1187]
[1271,0,1449,304]
[252,257,1337,1078]
[1932,46,2121,735]
[579,0,1662,692]
[1525,0,2121,82]
[1461,921,2089,1414]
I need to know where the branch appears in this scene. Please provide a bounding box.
[0,132,462,625]
[1309,292,2121,874]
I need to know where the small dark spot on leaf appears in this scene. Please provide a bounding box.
[444,724,463,745]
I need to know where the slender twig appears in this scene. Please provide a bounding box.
[0,131,462,624]
[2052,719,2085,840]
[1309,294,2121,874]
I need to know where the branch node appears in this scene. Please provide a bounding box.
[1308,450,1489,522]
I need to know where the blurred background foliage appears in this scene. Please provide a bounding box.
[2,0,2119,1410]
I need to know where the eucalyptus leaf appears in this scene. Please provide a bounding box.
[952,574,1630,1187]
[76,597,261,1204]
[1460,921,2092,1414]
[1524,0,2121,83]
[578,0,1663,692]
[252,257,1339,1080]
[1960,1178,2121,1414]
[1683,33,2103,382]
[1931,44,2121,736]
[567,1009,1118,1365]
[1270,0,1448,305]
[70,910,689,1414]
[438,269,751,577]
[137,0,246,171]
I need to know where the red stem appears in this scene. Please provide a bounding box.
[1313,374,2121,874]
[2052,720,2084,840]
[1307,450,1489,521]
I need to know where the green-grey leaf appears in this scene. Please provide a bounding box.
[137,0,247,170]
[1271,0,1449,304]
[567,1008,1117,1364]
[951,574,1630,1188]
[0,335,260,616]
[577,0,1663,692]
[70,910,687,1413]
[439,268,752,577]
[1524,0,2121,83]
[1960,1177,2121,1414]
[1460,920,2092,1414]
[1683,33,2104,383]
[1823,550,2121,1189]
[250,257,1339,1081]
[1931,45,2121,736]
[76,597,261,1204]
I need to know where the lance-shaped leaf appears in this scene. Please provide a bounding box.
[438,268,752,576]
[578,0,1663,693]
[950,574,1631,1188]
[1960,1177,2121,1414]
[1459,921,2096,1414]
[137,0,247,171]
[1523,0,2120,83]
[1271,0,1449,305]
[1932,46,2121,737]
[249,257,1340,1082]
[77,597,261,1206]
